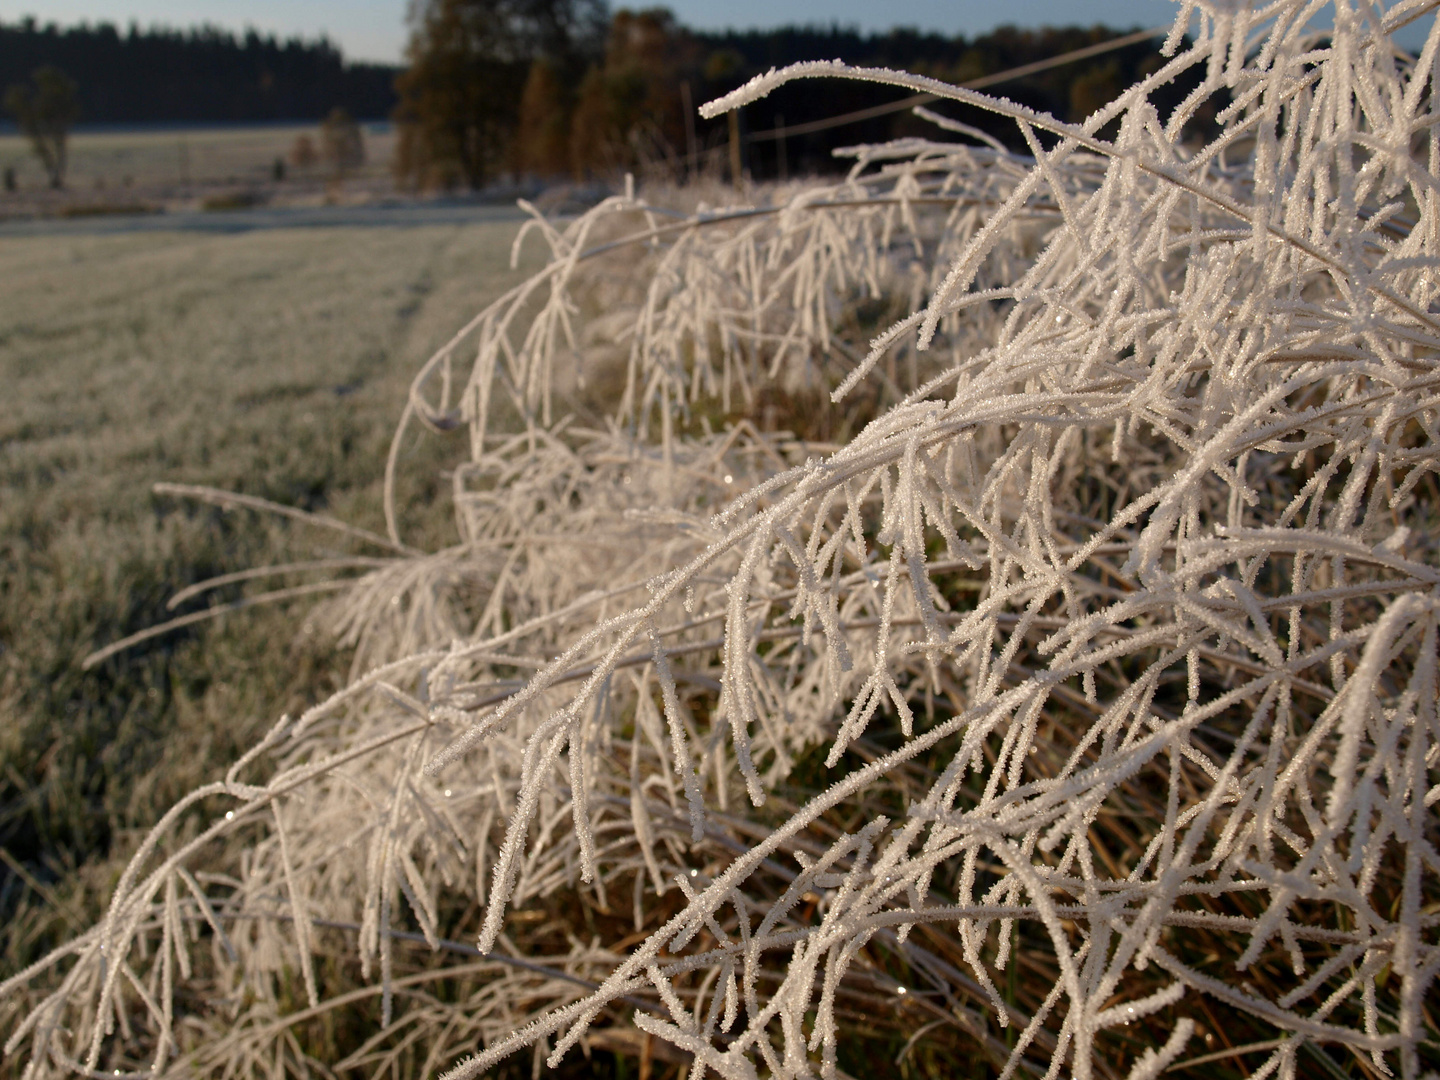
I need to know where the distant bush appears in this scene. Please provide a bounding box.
[200,191,265,212]
[320,108,365,178]
[288,132,318,171]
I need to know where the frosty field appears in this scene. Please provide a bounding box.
[0,220,529,971]
[0,123,398,201]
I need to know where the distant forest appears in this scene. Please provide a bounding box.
[0,14,1196,171]
[0,17,400,123]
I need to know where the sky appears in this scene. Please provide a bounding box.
[2,1,1189,64]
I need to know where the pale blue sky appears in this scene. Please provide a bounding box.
[3,1,1190,64]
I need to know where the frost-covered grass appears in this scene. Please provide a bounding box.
[6,3,1440,1080]
[0,221,529,984]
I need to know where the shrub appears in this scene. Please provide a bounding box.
[320,108,366,178]
[288,133,318,171]
[5,3,1440,1079]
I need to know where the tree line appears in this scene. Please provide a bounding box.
[393,1,1208,189]
[0,17,398,124]
[3,7,1208,192]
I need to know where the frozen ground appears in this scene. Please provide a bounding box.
[0,218,538,975]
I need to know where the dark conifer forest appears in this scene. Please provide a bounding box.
[0,14,1181,152]
[0,17,400,123]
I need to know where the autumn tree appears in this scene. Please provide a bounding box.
[514,58,570,177]
[569,8,695,177]
[4,65,80,189]
[393,0,606,190]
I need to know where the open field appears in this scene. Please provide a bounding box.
[0,218,532,970]
[0,122,399,214]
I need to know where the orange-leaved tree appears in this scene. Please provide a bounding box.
[569,8,696,178]
[393,0,606,190]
